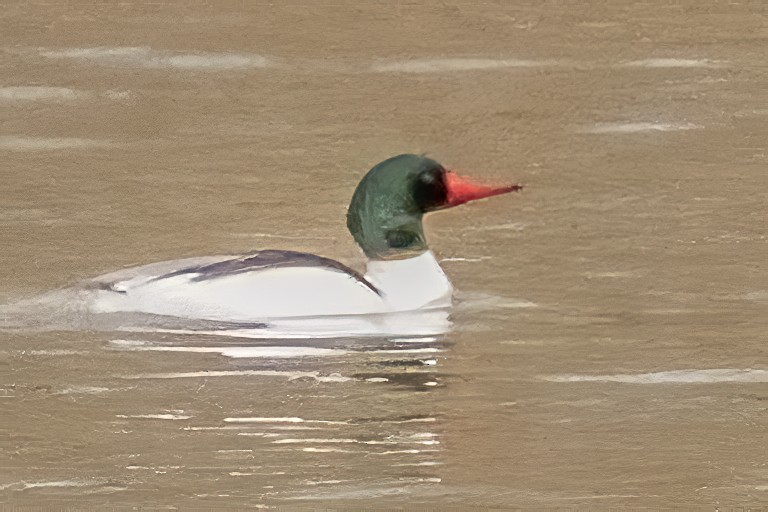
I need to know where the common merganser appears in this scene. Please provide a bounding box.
[89,154,521,323]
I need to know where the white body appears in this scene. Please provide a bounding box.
[89,251,453,323]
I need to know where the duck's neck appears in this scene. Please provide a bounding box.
[347,208,428,260]
[364,251,453,311]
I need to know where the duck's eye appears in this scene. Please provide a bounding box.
[413,168,447,212]
[420,170,438,185]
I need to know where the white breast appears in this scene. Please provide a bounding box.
[364,251,453,311]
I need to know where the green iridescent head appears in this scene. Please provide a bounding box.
[346,154,521,260]
[347,154,445,259]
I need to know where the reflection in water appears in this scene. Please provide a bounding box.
[108,329,449,388]
[104,330,449,502]
[0,324,451,502]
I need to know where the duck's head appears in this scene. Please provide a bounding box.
[347,154,522,259]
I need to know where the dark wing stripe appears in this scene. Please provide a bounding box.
[150,250,381,296]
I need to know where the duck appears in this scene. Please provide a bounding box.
[88,154,522,324]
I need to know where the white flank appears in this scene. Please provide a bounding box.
[0,86,86,101]
[372,58,556,73]
[0,136,111,151]
[620,58,722,68]
[544,368,768,384]
[38,46,269,70]
[580,122,701,134]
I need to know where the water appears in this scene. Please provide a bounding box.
[2,2,767,508]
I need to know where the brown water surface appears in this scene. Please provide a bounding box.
[1,2,767,509]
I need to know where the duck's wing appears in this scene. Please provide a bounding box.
[90,250,379,295]
[152,250,380,294]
